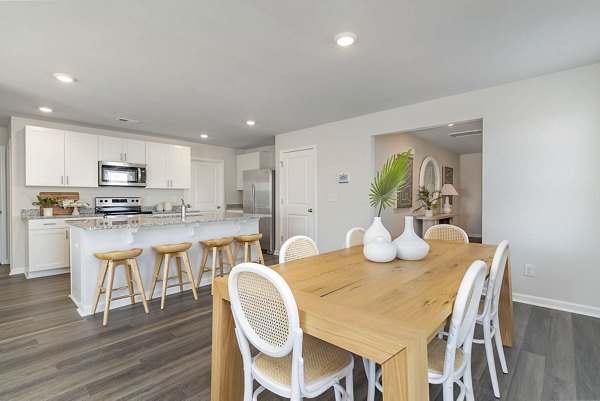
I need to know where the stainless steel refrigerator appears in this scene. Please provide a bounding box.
[243,169,275,253]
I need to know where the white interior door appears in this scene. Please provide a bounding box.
[280,147,316,244]
[190,159,224,219]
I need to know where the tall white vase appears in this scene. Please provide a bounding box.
[363,217,391,244]
[393,216,430,260]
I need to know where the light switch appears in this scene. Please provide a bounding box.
[328,193,338,202]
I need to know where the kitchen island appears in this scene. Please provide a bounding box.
[68,214,260,316]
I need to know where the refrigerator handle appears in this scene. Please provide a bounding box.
[252,184,256,213]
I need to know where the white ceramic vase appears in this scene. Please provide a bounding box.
[393,216,430,260]
[363,236,397,263]
[43,207,53,217]
[363,217,391,244]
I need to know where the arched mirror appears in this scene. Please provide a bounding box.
[419,156,441,193]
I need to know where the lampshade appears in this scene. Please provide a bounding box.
[440,183,459,196]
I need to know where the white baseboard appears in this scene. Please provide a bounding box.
[513,292,600,319]
[9,267,24,275]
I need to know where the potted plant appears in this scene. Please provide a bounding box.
[414,186,441,217]
[364,150,412,246]
[35,196,58,217]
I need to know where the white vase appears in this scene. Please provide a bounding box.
[425,209,434,217]
[363,216,391,244]
[363,236,397,263]
[393,216,430,260]
[43,207,53,217]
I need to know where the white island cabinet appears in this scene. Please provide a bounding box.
[68,214,259,316]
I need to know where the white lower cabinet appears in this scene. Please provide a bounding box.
[27,219,71,278]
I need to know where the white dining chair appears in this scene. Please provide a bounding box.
[424,224,469,243]
[228,263,355,401]
[367,260,487,401]
[279,235,319,263]
[473,240,510,398]
[345,227,365,248]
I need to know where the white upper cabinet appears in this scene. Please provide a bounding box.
[236,151,270,190]
[26,126,98,187]
[169,145,191,189]
[145,142,191,189]
[99,136,146,164]
[64,131,99,187]
[26,126,65,186]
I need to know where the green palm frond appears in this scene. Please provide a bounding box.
[369,150,411,217]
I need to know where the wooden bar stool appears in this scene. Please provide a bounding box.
[149,242,198,310]
[91,248,149,326]
[198,237,235,294]
[233,233,265,264]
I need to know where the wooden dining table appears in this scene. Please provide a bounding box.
[211,240,514,401]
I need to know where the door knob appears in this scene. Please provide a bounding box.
[217,206,221,209]
[308,208,313,212]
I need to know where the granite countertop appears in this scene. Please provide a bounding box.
[66,214,262,231]
[21,208,209,220]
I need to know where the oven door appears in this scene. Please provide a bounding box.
[98,162,147,187]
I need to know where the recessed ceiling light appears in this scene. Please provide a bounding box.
[53,73,76,83]
[246,120,256,126]
[116,117,140,124]
[334,32,357,47]
[38,106,53,113]
[447,123,454,127]
[200,134,208,139]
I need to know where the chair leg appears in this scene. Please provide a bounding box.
[363,358,376,401]
[442,379,454,401]
[345,370,354,401]
[483,319,500,398]
[182,252,199,301]
[131,258,150,314]
[197,247,209,288]
[254,241,265,264]
[493,315,509,374]
[210,247,217,295]
[218,248,224,277]
[160,254,170,310]
[103,261,115,326]
[233,241,241,262]
[334,384,342,401]
[244,242,250,262]
[149,253,164,299]
[176,257,184,292]
[124,261,135,304]
[91,260,109,316]
[225,245,236,273]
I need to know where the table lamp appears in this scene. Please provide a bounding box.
[440,183,459,214]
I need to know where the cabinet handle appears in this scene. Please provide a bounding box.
[65,230,69,240]
[43,223,57,225]
[120,153,123,161]
[61,176,64,185]
[124,153,127,161]
[66,176,69,185]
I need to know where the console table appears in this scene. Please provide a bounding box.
[414,213,459,237]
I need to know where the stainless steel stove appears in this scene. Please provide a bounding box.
[95,197,153,217]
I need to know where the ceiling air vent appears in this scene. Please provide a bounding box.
[116,117,140,124]
[448,129,482,138]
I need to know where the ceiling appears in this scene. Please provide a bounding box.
[1,1,599,149]
[406,120,483,155]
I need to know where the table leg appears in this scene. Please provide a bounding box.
[382,336,428,401]
[498,254,515,347]
[211,286,244,401]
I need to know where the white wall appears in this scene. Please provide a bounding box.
[459,153,482,237]
[0,127,8,146]
[374,132,460,237]
[9,116,240,273]
[276,63,600,314]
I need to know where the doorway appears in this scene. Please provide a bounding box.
[189,159,224,219]
[279,146,317,246]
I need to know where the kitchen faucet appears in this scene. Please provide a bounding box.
[180,199,191,220]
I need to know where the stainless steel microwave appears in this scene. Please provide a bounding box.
[98,161,147,187]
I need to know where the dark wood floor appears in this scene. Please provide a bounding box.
[1,261,598,401]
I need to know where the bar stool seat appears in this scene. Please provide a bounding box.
[233,233,265,264]
[91,248,149,326]
[198,237,235,294]
[149,242,198,309]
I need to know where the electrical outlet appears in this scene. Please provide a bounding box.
[524,264,535,277]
